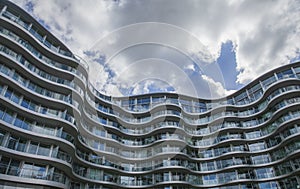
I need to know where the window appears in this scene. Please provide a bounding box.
[203,174,217,185]
[14,116,24,128]
[4,88,12,99]
[277,69,294,80]
[0,106,4,119]
[7,135,17,150]
[202,161,215,171]
[21,99,30,108]
[252,155,270,164]
[0,156,10,174]
[163,172,169,181]
[21,163,46,179]
[3,110,14,124]
[89,169,101,180]
[262,75,277,89]
[249,142,265,152]
[256,168,274,179]
[0,130,5,146]
[202,149,214,158]
[37,144,50,156]
[8,159,20,176]
[16,138,26,152]
[28,141,38,154]
[11,91,21,104]
[245,130,261,139]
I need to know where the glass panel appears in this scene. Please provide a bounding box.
[21,99,30,108]
[16,138,26,152]
[262,75,276,89]
[0,156,10,174]
[277,69,294,79]
[3,110,14,123]
[21,163,46,179]
[28,141,38,154]
[37,144,50,156]
[4,89,12,99]
[7,159,20,176]
[163,172,169,181]
[13,117,23,128]
[7,136,17,150]
[0,106,4,119]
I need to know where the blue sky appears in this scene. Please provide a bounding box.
[12,0,300,98]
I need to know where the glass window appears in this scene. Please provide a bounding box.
[7,159,20,176]
[89,169,101,180]
[0,130,5,146]
[262,75,277,88]
[258,182,278,189]
[294,67,300,73]
[4,88,12,99]
[235,92,249,105]
[22,120,30,130]
[137,97,150,104]
[37,144,50,156]
[27,82,35,91]
[202,149,214,158]
[14,116,24,128]
[15,138,26,152]
[7,135,17,150]
[252,154,270,164]
[28,141,38,154]
[21,99,30,108]
[256,168,274,179]
[0,156,10,174]
[35,86,44,94]
[11,92,21,104]
[202,161,215,171]
[248,83,263,100]
[0,106,4,119]
[21,163,46,179]
[28,101,36,111]
[218,172,236,183]
[277,69,294,79]
[95,129,106,137]
[3,110,14,123]
[203,174,217,185]
[99,143,105,151]
[245,130,261,139]
[249,142,265,152]
[152,97,164,104]
[163,172,169,181]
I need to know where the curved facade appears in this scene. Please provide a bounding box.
[1,1,300,189]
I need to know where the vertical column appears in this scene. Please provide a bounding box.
[0,5,7,16]
[259,80,265,92]
[28,23,32,31]
[42,35,46,43]
[0,85,8,96]
[1,132,10,147]
[245,89,251,103]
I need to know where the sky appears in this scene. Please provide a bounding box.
[11,0,300,99]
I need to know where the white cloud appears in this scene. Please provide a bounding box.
[11,0,300,98]
[201,75,235,98]
[184,64,196,72]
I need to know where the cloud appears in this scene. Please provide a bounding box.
[130,79,175,96]
[11,0,300,98]
[184,64,196,72]
[201,75,236,98]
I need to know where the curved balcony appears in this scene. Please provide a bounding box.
[1,1,300,188]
